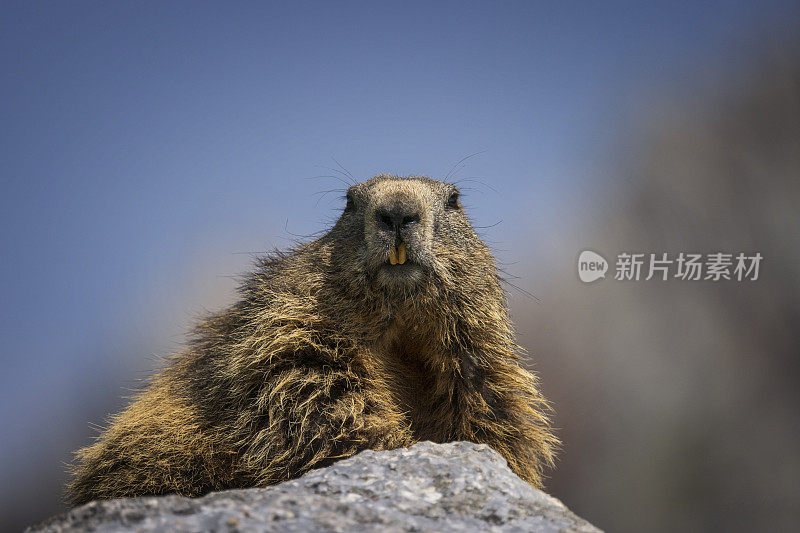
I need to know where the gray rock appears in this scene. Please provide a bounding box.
[29,441,600,532]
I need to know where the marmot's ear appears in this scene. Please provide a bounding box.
[446,192,461,210]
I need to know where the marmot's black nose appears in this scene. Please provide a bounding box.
[375,205,420,233]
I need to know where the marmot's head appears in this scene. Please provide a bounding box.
[330,175,493,296]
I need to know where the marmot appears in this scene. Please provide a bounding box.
[66,174,558,506]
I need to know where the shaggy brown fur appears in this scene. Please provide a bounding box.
[66,174,558,506]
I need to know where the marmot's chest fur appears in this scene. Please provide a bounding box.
[369,317,457,442]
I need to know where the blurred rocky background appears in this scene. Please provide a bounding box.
[2,3,798,532]
[518,39,800,532]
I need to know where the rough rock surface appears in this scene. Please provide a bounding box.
[29,441,600,532]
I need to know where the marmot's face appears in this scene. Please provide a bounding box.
[337,175,484,293]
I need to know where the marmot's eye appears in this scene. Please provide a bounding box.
[345,193,355,211]
[446,192,460,210]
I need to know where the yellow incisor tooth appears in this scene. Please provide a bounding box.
[389,246,398,265]
[397,242,406,265]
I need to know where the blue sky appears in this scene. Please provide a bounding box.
[1,0,797,519]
